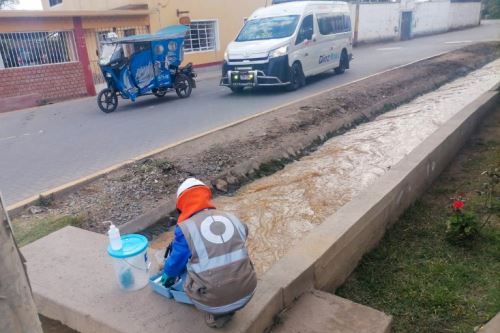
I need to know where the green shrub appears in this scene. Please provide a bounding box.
[445,210,478,244]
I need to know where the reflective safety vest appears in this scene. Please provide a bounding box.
[179,209,257,314]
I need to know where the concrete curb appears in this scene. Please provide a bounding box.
[119,198,176,234]
[272,290,392,333]
[221,87,499,333]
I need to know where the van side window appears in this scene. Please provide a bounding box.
[344,15,352,32]
[318,14,351,35]
[296,15,313,45]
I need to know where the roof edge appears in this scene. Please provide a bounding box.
[0,9,151,18]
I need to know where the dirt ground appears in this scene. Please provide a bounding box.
[13,42,500,236]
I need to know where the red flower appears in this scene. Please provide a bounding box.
[452,200,464,210]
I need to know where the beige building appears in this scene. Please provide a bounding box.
[148,0,267,65]
[41,0,267,66]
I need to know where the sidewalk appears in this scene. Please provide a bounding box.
[194,63,221,81]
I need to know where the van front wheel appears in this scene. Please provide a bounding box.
[335,51,349,75]
[286,62,305,92]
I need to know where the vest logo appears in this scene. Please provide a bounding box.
[200,215,235,244]
[319,53,339,65]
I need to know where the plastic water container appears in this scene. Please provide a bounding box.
[107,234,150,291]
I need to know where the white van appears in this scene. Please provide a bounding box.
[221,0,353,92]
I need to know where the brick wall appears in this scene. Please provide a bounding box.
[0,62,88,104]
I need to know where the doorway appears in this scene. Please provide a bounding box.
[401,11,413,41]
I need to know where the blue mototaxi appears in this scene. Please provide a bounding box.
[97,25,196,113]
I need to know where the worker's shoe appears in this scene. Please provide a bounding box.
[205,312,235,328]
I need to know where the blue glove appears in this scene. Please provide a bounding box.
[160,273,176,288]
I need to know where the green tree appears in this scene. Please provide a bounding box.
[484,0,500,19]
[0,0,19,10]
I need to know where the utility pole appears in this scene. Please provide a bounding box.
[353,0,361,46]
[0,193,43,333]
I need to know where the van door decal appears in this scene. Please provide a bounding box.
[319,53,339,65]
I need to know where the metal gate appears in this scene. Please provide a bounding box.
[401,11,413,41]
[85,26,149,85]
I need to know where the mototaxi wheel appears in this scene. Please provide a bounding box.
[175,74,192,99]
[97,88,118,113]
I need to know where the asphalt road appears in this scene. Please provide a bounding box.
[1,21,499,206]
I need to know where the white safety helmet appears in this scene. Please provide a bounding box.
[106,32,118,40]
[177,178,206,198]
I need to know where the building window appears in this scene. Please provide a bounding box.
[184,21,218,53]
[49,0,63,6]
[0,31,78,69]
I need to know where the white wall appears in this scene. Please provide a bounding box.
[354,3,401,43]
[449,3,481,29]
[354,3,400,42]
[413,1,450,36]
[350,0,481,43]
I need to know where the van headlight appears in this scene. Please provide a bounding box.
[224,50,229,61]
[269,46,288,59]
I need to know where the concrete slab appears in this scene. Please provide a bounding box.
[272,290,392,333]
[220,276,284,333]
[21,226,210,333]
[478,312,500,333]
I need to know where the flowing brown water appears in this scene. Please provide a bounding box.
[152,60,500,275]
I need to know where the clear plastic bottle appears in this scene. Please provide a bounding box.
[108,224,122,251]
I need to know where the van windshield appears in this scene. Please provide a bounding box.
[236,15,300,42]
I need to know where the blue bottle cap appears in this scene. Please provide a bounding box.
[107,234,148,259]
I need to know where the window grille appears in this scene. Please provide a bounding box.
[184,21,218,52]
[0,31,78,69]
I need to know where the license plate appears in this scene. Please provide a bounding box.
[240,74,251,81]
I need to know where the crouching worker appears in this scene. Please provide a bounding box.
[161,178,257,328]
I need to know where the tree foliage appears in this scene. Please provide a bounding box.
[0,0,19,9]
[484,0,500,19]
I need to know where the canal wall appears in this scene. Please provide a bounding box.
[224,85,499,333]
